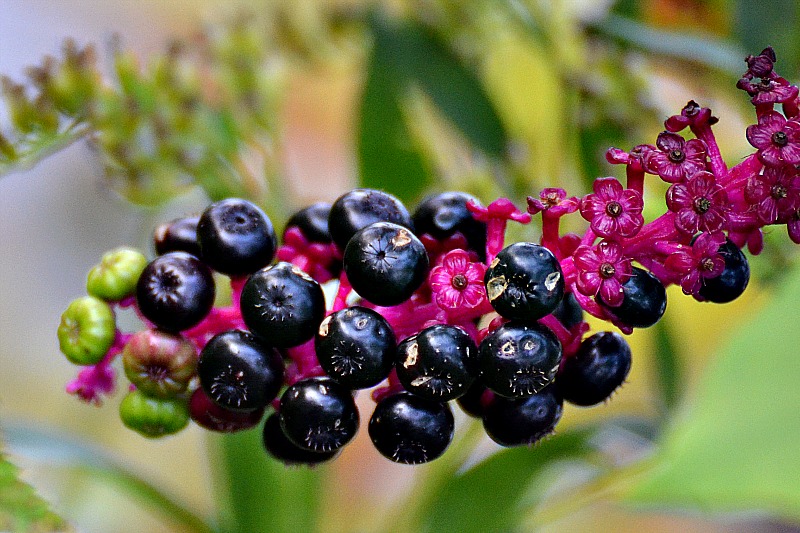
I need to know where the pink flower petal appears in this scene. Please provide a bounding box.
[599,279,624,307]
[666,183,692,211]
[675,209,699,234]
[593,177,623,200]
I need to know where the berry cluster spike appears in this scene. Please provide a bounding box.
[57,47,799,464]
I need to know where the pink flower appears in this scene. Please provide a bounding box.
[745,165,800,224]
[527,188,579,218]
[429,249,487,309]
[644,132,708,183]
[746,111,800,167]
[666,171,729,234]
[782,207,800,244]
[573,240,632,307]
[664,232,726,295]
[66,363,116,405]
[579,177,644,239]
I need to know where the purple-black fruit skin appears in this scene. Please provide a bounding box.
[315,306,396,389]
[343,221,429,307]
[412,191,487,259]
[485,242,565,322]
[240,262,326,348]
[136,251,215,332]
[197,329,284,413]
[369,392,454,465]
[197,198,277,276]
[482,386,563,447]
[329,188,414,250]
[285,202,333,244]
[153,216,201,257]
[558,331,632,406]
[603,266,666,328]
[279,377,360,453]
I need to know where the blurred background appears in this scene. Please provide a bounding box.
[1,0,800,532]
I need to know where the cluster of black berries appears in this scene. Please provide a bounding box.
[59,189,656,466]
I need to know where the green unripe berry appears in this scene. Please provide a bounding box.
[123,330,197,398]
[86,247,148,301]
[57,296,116,365]
[119,390,189,438]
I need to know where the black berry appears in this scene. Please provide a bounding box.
[698,239,750,303]
[368,392,454,464]
[482,386,563,447]
[396,324,478,401]
[279,377,359,453]
[478,321,562,398]
[343,222,429,306]
[197,198,277,276]
[551,292,584,330]
[240,262,326,348]
[329,189,413,250]
[485,242,565,321]
[136,252,215,332]
[197,330,284,412]
[153,216,201,257]
[315,306,396,389]
[457,382,489,418]
[412,191,487,258]
[604,266,667,328]
[558,331,632,406]
[285,202,333,243]
[189,387,265,432]
[263,413,337,466]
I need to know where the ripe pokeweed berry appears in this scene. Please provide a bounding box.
[315,306,396,389]
[136,252,215,332]
[86,247,148,301]
[478,321,562,398]
[279,377,359,453]
[395,324,478,401]
[197,198,277,276]
[57,296,116,365]
[240,262,326,348]
[189,387,265,432]
[263,413,338,466]
[343,221,429,306]
[198,330,284,412]
[698,239,750,303]
[119,389,190,438]
[153,216,202,257]
[558,331,632,406]
[368,392,454,465]
[285,202,333,243]
[122,329,197,398]
[412,191,487,258]
[551,292,584,330]
[482,385,563,447]
[603,266,667,328]
[457,382,489,418]
[328,188,413,250]
[485,242,565,321]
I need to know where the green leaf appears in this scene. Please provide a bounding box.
[590,14,745,76]
[2,422,213,533]
[417,428,597,533]
[373,20,508,158]
[357,34,433,203]
[626,263,800,521]
[0,452,68,532]
[209,428,324,533]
